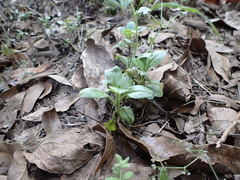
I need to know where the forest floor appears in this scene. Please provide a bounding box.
[0,0,240,179]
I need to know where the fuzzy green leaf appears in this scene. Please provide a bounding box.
[123,171,134,180]
[119,106,134,124]
[116,54,130,68]
[159,169,170,180]
[79,88,108,98]
[109,86,128,94]
[136,7,152,15]
[127,85,154,99]
[105,118,116,131]
[146,51,166,70]
[105,66,123,87]
[145,83,163,97]
[120,0,131,9]
[112,167,121,178]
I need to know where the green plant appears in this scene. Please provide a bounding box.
[79,0,165,130]
[151,2,221,40]
[105,154,134,180]
[150,148,219,180]
[79,65,163,130]
[16,30,29,40]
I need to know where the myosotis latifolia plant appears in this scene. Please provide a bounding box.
[79,0,166,131]
[105,154,134,180]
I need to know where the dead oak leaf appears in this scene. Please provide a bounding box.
[23,127,104,174]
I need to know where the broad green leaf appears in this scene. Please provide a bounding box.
[79,88,108,98]
[119,106,134,124]
[110,0,121,8]
[116,54,130,67]
[126,68,138,78]
[146,51,166,70]
[137,26,147,33]
[105,66,122,87]
[159,169,170,180]
[112,167,121,178]
[127,85,154,99]
[119,73,134,89]
[118,27,125,34]
[105,118,116,131]
[123,29,135,39]
[109,86,128,94]
[105,177,119,180]
[136,7,152,15]
[132,57,144,71]
[123,171,134,180]
[145,83,163,97]
[126,21,136,30]
[113,39,134,48]
[115,154,123,163]
[121,0,131,9]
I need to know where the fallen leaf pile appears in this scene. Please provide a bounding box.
[0,0,240,179]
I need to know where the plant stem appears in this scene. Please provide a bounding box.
[130,1,138,68]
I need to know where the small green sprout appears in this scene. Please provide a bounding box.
[105,154,134,180]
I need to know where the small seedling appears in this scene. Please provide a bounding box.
[105,154,134,180]
[79,65,163,130]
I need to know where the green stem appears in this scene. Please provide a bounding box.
[130,1,138,68]
[120,167,123,180]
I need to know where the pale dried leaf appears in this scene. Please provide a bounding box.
[21,106,53,121]
[184,113,208,133]
[7,146,30,180]
[71,67,88,89]
[55,93,80,112]
[209,51,230,82]
[23,127,104,174]
[21,83,45,114]
[42,108,62,134]
[81,38,115,90]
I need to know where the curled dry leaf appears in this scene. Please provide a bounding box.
[23,127,104,174]
[93,124,115,175]
[162,73,192,102]
[209,51,230,82]
[71,66,88,89]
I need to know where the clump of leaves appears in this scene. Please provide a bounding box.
[79,63,164,130]
[105,154,134,180]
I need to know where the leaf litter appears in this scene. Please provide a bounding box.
[0,0,240,179]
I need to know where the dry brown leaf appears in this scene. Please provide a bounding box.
[23,127,104,174]
[140,136,191,162]
[162,73,192,102]
[205,40,234,53]
[20,83,45,114]
[207,107,238,134]
[39,82,52,99]
[55,93,80,112]
[42,108,62,134]
[93,124,115,175]
[0,142,19,175]
[209,51,230,82]
[71,66,88,89]
[81,38,115,90]
[216,112,240,148]
[7,145,30,180]
[208,94,240,110]
[148,32,175,43]
[223,10,240,30]
[184,113,208,133]
[48,74,74,87]
[0,91,25,132]
[202,144,240,174]
[21,106,53,121]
